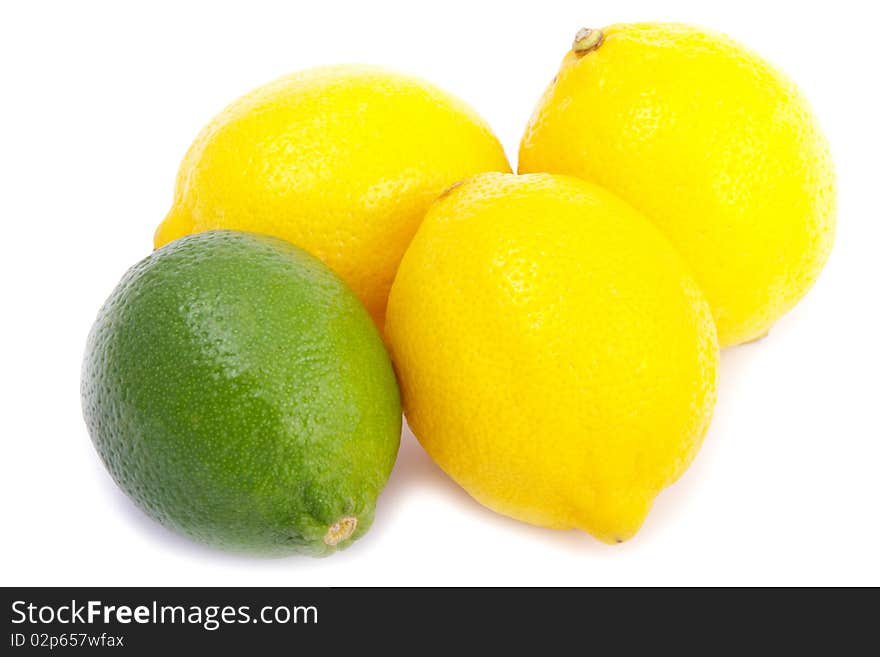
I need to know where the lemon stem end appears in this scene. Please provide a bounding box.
[572,27,604,55]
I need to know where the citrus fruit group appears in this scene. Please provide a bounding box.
[84,22,836,552]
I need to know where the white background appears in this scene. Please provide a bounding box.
[2,0,878,586]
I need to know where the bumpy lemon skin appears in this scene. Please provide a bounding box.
[156,64,510,327]
[386,173,719,543]
[519,23,836,347]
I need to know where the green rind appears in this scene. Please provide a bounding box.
[82,230,401,556]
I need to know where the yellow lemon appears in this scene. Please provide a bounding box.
[386,173,719,543]
[156,65,510,325]
[519,23,836,346]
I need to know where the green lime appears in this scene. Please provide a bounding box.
[82,230,401,556]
